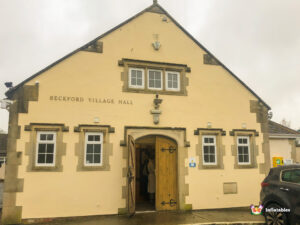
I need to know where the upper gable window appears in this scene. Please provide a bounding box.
[148,69,163,90]
[120,59,190,96]
[129,68,144,89]
[166,71,180,91]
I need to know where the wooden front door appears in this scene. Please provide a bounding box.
[127,135,136,216]
[155,136,178,210]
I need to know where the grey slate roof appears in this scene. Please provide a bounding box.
[269,120,300,135]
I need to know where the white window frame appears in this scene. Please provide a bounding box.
[165,71,180,91]
[84,132,103,166]
[237,136,251,165]
[35,131,56,167]
[128,68,145,89]
[147,69,163,90]
[202,135,217,165]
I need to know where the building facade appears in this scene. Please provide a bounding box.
[268,120,300,166]
[2,2,271,224]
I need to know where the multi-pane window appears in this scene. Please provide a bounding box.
[282,169,300,184]
[166,71,180,91]
[148,69,163,90]
[237,136,250,164]
[36,132,56,166]
[202,135,217,165]
[129,68,144,89]
[85,132,103,166]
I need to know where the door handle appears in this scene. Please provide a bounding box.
[279,187,289,192]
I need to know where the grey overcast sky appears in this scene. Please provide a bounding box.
[0,0,300,132]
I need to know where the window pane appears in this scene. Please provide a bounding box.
[173,74,178,82]
[244,155,249,163]
[155,73,160,79]
[87,144,93,153]
[204,155,209,163]
[94,144,101,153]
[173,80,178,88]
[243,138,248,144]
[209,138,214,143]
[168,81,172,88]
[137,70,142,77]
[238,155,243,163]
[86,154,93,164]
[137,78,142,86]
[46,154,54,164]
[238,138,243,144]
[243,147,249,154]
[203,146,209,154]
[38,144,46,153]
[238,146,243,154]
[38,154,45,163]
[88,135,94,141]
[149,71,155,79]
[94,135,100,142]
[131,76,136,85]
[204,138,209,143]
[94,154,101,164]
[40,134,47,140]
[46,144,54,153]
[155,80,161,88]
[131,70,136,77]
[209,146,215,154]
[149,80,154,87]
[47,134,54,140]
[209,155,215,163]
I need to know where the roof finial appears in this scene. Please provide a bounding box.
[153,0,158,4]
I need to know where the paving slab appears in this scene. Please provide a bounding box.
[25,208,265,225]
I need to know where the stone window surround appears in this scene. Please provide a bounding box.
[230,129,259,169]
[24,123,68,172]
[119,58,190,96]
[74,124,114,171]
[194,128,226,170]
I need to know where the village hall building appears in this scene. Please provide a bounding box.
[2,2,272,224]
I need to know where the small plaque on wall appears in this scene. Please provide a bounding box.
[223,182,237,194]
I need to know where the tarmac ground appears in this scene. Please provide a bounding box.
[26,208,266,225]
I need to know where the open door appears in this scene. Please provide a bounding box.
[156,136,178,211]
[127,135,136,216]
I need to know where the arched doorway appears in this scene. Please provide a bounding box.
[131,135,178,212]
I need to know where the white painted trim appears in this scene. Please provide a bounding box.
[84,132,103,166]
[35,131,56,167]
[237,136,251,165]
[202,135,217,165]
[147,69,163,90]
[128,68,145,89]
[269,133,300,139]
[165,71,180,91]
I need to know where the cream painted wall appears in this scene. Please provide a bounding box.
[269,139,292,167]
[14,11,266,219]
[0,164,5,180]
[296,146,300,163]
